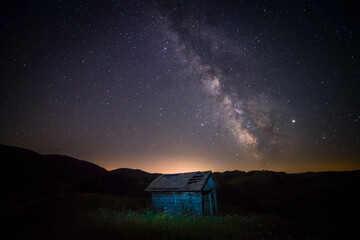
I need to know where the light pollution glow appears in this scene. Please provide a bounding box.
[96,154,360,174]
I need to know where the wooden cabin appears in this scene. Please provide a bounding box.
[145,171,219,215]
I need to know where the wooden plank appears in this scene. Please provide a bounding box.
[153,202,202,209]
[173,192,176,206]
[209,193,213,215]
[153,195,198,200]
[152,199,202,204]
[153,192,202,197]
[152,198,196,202]
[214,190,218,215]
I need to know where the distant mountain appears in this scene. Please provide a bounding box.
[0,144,109,205]
[111,168,160,182]
[0,144,107,189]
[0,145,158,206]
[1,144,360,218]
[214,169,360,217]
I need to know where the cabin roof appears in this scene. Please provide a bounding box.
[145,171,217,192]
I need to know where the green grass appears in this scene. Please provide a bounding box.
[81,208,291,240]
[2,193,294,240]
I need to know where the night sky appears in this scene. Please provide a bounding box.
[1,0,359,173]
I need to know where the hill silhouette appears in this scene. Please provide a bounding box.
[2,144,360,239]
[215,169,360,217]
[1,144,106,204]
[0,144,159,205]
[110,168,160,181]
[1,144,360,218]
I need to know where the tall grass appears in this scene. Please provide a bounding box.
[4,193,294,240]
[80,207,290,240]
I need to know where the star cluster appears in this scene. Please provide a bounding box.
[1,0,359,173]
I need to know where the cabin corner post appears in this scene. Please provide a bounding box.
[201,193,204,215]
[209,193,213,215]
[213,190,218,215]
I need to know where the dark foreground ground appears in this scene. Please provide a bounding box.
[2,192,359,240]
[1,144,360,239]
[0,193,326,240]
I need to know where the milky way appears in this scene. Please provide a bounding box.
[157,9,296,162]
[1,0,359,172]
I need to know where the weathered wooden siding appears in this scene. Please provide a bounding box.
[203,192,210,215]
[152,192,203,215]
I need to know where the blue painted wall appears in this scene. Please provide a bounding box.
[152,192,203,215]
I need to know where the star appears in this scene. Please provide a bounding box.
[0,0,358,173]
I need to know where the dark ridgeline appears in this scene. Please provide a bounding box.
[0,144,107,204]
[1,143,360,219]
[145,171,220,215]
[214,169,360,218]
[0,144,159,206]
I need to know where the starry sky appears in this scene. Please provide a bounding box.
[1,0,359,173]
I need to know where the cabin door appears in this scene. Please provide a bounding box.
[203,193,210,215]
[203,192,216,215]
[207,192,217,215]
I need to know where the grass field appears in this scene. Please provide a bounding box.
[3,193,295,240]
[82,208,291,240]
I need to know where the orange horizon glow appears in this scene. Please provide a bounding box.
[99,156,360,174]
[104,165,360,174]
